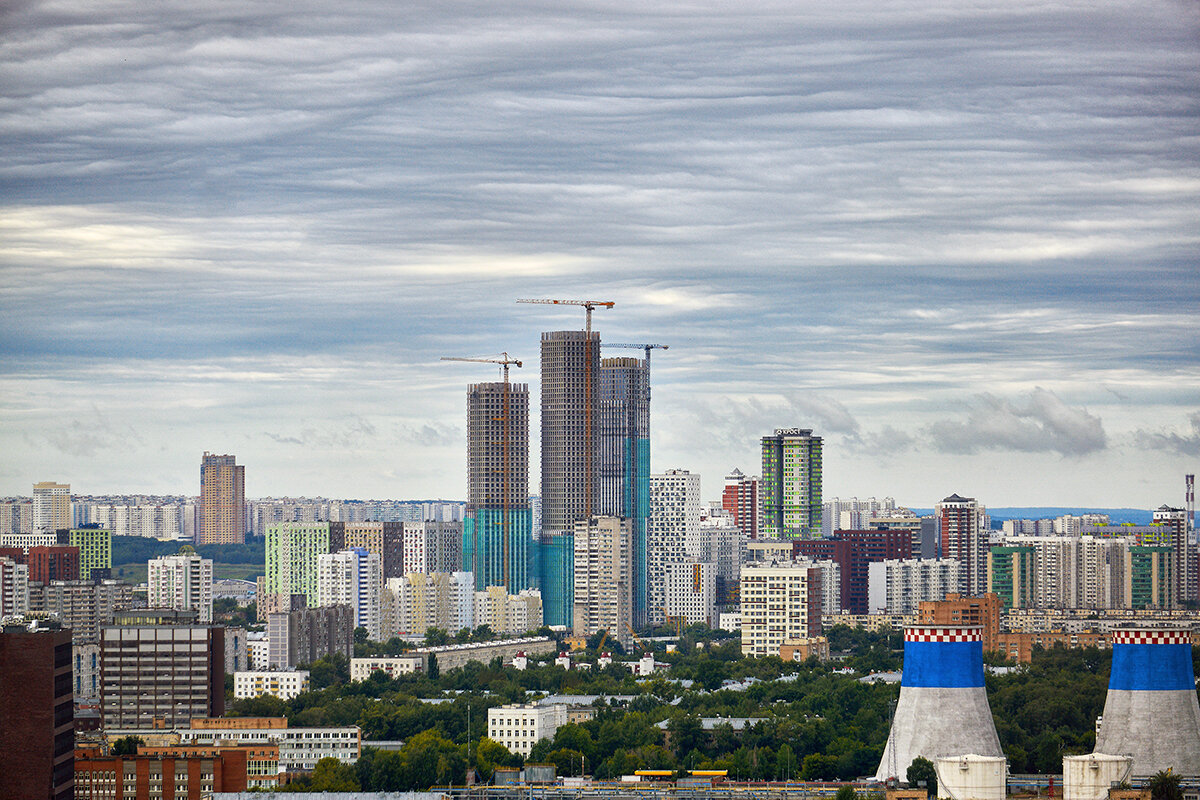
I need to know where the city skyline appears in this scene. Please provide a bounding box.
[1,1,1197,508]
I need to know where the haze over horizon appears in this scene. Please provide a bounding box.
[2,0,1197,508]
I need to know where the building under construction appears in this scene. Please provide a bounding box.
[463,381,533,593]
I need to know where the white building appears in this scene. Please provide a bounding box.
[487,703,568,756]
[0,532,57,552]
[474,586,543,635]
[867,558,960,614]
[179,722,360,772]
[740,560,823,658]
[648,470,701,625]
[572,516,633,648]
[664,561,715,627]
[0,556,29,617]
[350,655,427,681]
[317,547,383,641]
[383,571,474,637]
[402,521,463,574]
[247,630,269,669]
[233,670,311,700]
[148,550,214,623]
[718,611,741,632]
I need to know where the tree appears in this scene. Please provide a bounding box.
[428,653,440,680]
[425,627,450,647]
[111,735,143,756]
[1149,770,1183,800]
[355,626,369,645]
[907,756,937,796]
[835,785,857,800]
[308,756,360,791]
[776,743,797,781]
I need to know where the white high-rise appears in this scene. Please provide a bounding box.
[318,548,382,641]
[664,561,715,627]
[148,550,214,623]
[648,469,701,625]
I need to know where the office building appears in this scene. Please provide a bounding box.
[0,618,74,800]
[463,380,533,592]
[722,468,759,539]
[760,428,823,539]
[937,493,989,596]
[794,529,911,615]
[266,603,353,670]
[0,556,29,617]
[317,547,383,641]
[987,546,1036,609]
[868,558,961,614]
[233,670,311,700]
[402,520,464,575]
[474,586,543,635]
[488,703,568,757]
[198,452,245,545]
[599,356,650,627]
[664,561,715,627]
[329,521,404,579]
[264,521,331,607]
[32,481,71,534]
[540,330,601,626]
[572,516,633,648]
[148,549,214,623]
[178,717,360,772]
[31,579,134,643]
[68,526,112,580]
[647,469,701,625]
[740,560,823,658]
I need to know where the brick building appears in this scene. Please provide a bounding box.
[794,529,911,614]
[917,592,1001,652]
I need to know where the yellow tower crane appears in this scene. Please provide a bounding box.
[516,299,614,518]
[440,352,523,589]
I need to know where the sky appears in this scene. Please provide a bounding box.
[1,0,1197,509]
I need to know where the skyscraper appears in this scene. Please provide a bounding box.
[32,481,71,534]
[463,381,532,592]
[199,452,245,545]
[148,549,214,623]
[937,493,989,597]
[599,356,650,626]
[539,330,600,625]
[760,428,823,539]
[647,469,701,625]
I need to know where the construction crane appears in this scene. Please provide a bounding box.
[440,353,523,589]
[516,299,615,518]
[625,622,649,654]
[603,343,668,401]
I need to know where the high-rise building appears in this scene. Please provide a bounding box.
[32,481,71,534]
[266,603,354,669]
[0,498,34,535]
[264,522,331,607]
[760,428,822,539]
[101,614,225,729]
[0,556,29,617]
[599,356,650,627]
[329,521,404,578]
[867,557,960,614]
[30,580,134,643]
[148,549,215,623]
[987,546,1036,609]
[721,468,758,539]
[648,469,701,625]
[740,560,823,657]
[540,330,600,626]
[402,520,464,575]
[572,516,633,649]
[664,561,715,627]
[473,586,543,635]
[463,381,533,592]
[381,572,474,638]
[794,529,912,615]
[1153,504,1192,605]
[198,452,245,545]
[7,546,80,584]
[67,526,111,581]
[937,493,989,596]
[317,547,382,641]
[0,618,74,800]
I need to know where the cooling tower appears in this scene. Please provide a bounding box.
[1093,628,1200,777]
[874,626,1003,781]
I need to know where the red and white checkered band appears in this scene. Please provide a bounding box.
[1111,630,1191,646]
[905,626,983,643]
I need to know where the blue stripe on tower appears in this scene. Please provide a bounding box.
[1109,643,1195,691]
[902,640,985,688]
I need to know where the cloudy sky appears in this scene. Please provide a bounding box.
[2,0,1197,509]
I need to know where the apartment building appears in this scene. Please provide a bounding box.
[487,704,568,757]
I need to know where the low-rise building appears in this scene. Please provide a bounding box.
[74,743,280,798]
[178,717,360,772]
[350,655,427,681]
[233,671,311,701]
[487,704,568,757]
[780,636,830,662]
[414,635,556,672]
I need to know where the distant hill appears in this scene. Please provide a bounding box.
[909,507,1156,526]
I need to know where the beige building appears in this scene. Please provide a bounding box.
[487,703,568,756]
[740,560,823,657]
[383,571,474,637]
[233,670,310,700]
[198,452,245,545]
[474,585,543,635]
[32,481,71,534]
[572,516,633,648]
[350,654,427,681]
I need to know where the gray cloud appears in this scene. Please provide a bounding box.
[927,388,1107,457]
[1134,412,1200,457]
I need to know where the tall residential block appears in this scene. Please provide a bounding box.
[988,545,1037,609]
[937,493,989,596]
[599,356,650,628]
[1152,504,1193,605]
[32,481,71,534]
[540,330,599,626]
[265,522,331,607]
[0,619,74,800]
[664,561,715,627]
[381,572,474,638]
[474,586,543,635]
[402,520,463,575]
[794,529,912,615]
[0,556,30,617]
[760,428,822,539]
[68,526,112,580]
[648,469,701,625]
[266,603,354,670]
[329,521,404,578]
[30,579,134,643]
[722,468,759,539]
[463,381,533,592]
[148,549,215,623]
[868,557,960,614]
[318,547,383,641]
[199,452,245,545]
[572,516,633,648]
[740,560,823,657]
